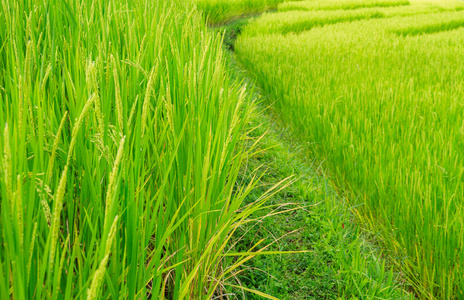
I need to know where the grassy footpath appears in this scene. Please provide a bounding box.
[221,43,412,299]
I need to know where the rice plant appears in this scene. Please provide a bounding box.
[0,0,281,299]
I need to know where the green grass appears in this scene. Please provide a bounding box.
[235,1,464,299]
[0,0,287,299]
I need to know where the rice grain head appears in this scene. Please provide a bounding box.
[105,137,125,218]
[27,222,38,280]
[87,215,118,300]
[47,111,68,183]
[141,66,156,138]
[15,174,24,249]
[25,41,36,137]
[67,94,96,165]
[111,55,124,135]
[3,124,13,203]
[49,165,68,268]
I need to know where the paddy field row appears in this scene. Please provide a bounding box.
[235,0,464,298]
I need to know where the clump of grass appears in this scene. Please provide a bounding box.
[236,2,464,299]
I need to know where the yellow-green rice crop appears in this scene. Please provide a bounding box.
[0,0,275,299]
[279,0,410,12]
[236,1,464,299]
[244,1,464,36]
[389,10,464,34]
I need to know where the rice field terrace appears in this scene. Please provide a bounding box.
[234,0,464,299]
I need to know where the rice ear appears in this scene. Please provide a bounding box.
[105,137,125,219]
[67,94,96,165]
[2,124,13,204]
[111,55,124,135]
[49,165,68,268]
[87,216,118,300]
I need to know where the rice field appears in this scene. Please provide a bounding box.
[235,0,464,299]
[0,0,280,299]
[243,2,464,36]
[4,0,464,298]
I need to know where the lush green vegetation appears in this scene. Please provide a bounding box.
[195,0,320,25]
[224,52,411,299]
[0,0,286,299]
[195,0,284,25]
[236,0,464,299]
[5,0,464,298]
